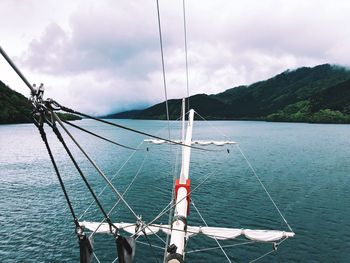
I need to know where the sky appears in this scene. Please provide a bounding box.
[1,0,350,115]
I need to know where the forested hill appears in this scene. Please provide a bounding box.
[0,80,81,124]
[106,64,350,123]
[0,80,33,124]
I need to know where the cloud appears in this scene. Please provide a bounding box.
[3,0,350,115]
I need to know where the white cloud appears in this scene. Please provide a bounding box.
[1,0,350,115]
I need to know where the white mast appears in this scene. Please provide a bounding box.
[166,100,194,263]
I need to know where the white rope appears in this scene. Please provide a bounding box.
[155,0,171,132]
[78,141,144,220]
[137,240,165,250]
[143,221,167,246]
[186,240,256,254]
[54,113,141,221]
[194,110,231,140]
[194,111,293,232]
[93,252,101,263]
[132,170,216,237]
[191,200,232,263]
[236,144,293,233]
[89,150,149,238]
[134,202,172,243]
[182,0,190,111]
[249,249,276,263]
[150,111,189,137]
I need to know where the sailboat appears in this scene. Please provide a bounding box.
[0,2,294,261]
[77,99,295,263]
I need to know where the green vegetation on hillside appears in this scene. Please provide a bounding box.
[0,80,32,124]
[108,64,350,123]
[266,101,350,123]
[4,63,350,124]
[0,80,81,124]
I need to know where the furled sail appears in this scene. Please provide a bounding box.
[80,221,294,242]
[144,139,236,146]
[80,221,160,236]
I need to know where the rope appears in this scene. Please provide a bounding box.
[194,110,293,233]
[89,149,149,238]
[186,241,256,254]
[136,240,165,251]
[132,169,216,237]
[62,119,138,150]
[55,101,211,152]
[182,0,190,111]
[155,0,171,130]
[236,144,293,233]
[191,200,232,263]
[142,229,161,263]
[78,141,144,220]
[53,112,140,221]
[249,249,276,263]
[34,121,79,229]
[47,115,115,230]
[194,110,231,140]
[92,252,101,263]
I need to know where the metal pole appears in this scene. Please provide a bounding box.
[0,45,35,94]
[167,109,194,263]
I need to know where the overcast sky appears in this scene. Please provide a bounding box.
[1,0,350,115]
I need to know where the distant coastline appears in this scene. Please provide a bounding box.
[0,80,81,124]
[3,64,350,125]
[103,64,350,124]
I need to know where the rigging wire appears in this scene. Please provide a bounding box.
[89,149,149,238]
[191,200,232,263]
[53,112,141,221]
[62,119,138,150]
[194,110,294,233]
[34,121,80,228]
[132,169,216,237]
[249,249,276,263]
[55,101,211,152]
[236,144,294,233]
[78,141,144,220]
[142,229,161,263]
[136,241,165,251]
[155,0,171,132]
[93,252,102,263]
[186,241,256,254]
[46,114,116,231]
[194,110,231,140]
[182,0,190,111]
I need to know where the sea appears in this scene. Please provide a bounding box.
[0,119,349,262]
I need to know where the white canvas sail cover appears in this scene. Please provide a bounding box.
[144,139,236,146]
[80,221,294,242]
[243,229,294,242]
[201,227,242,240]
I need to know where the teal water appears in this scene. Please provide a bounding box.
[1,119,350,262]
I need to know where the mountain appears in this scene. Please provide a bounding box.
[0,80,33,124]
[103,109,143,119]
[0,80,81,124]
[106,64,350,123]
